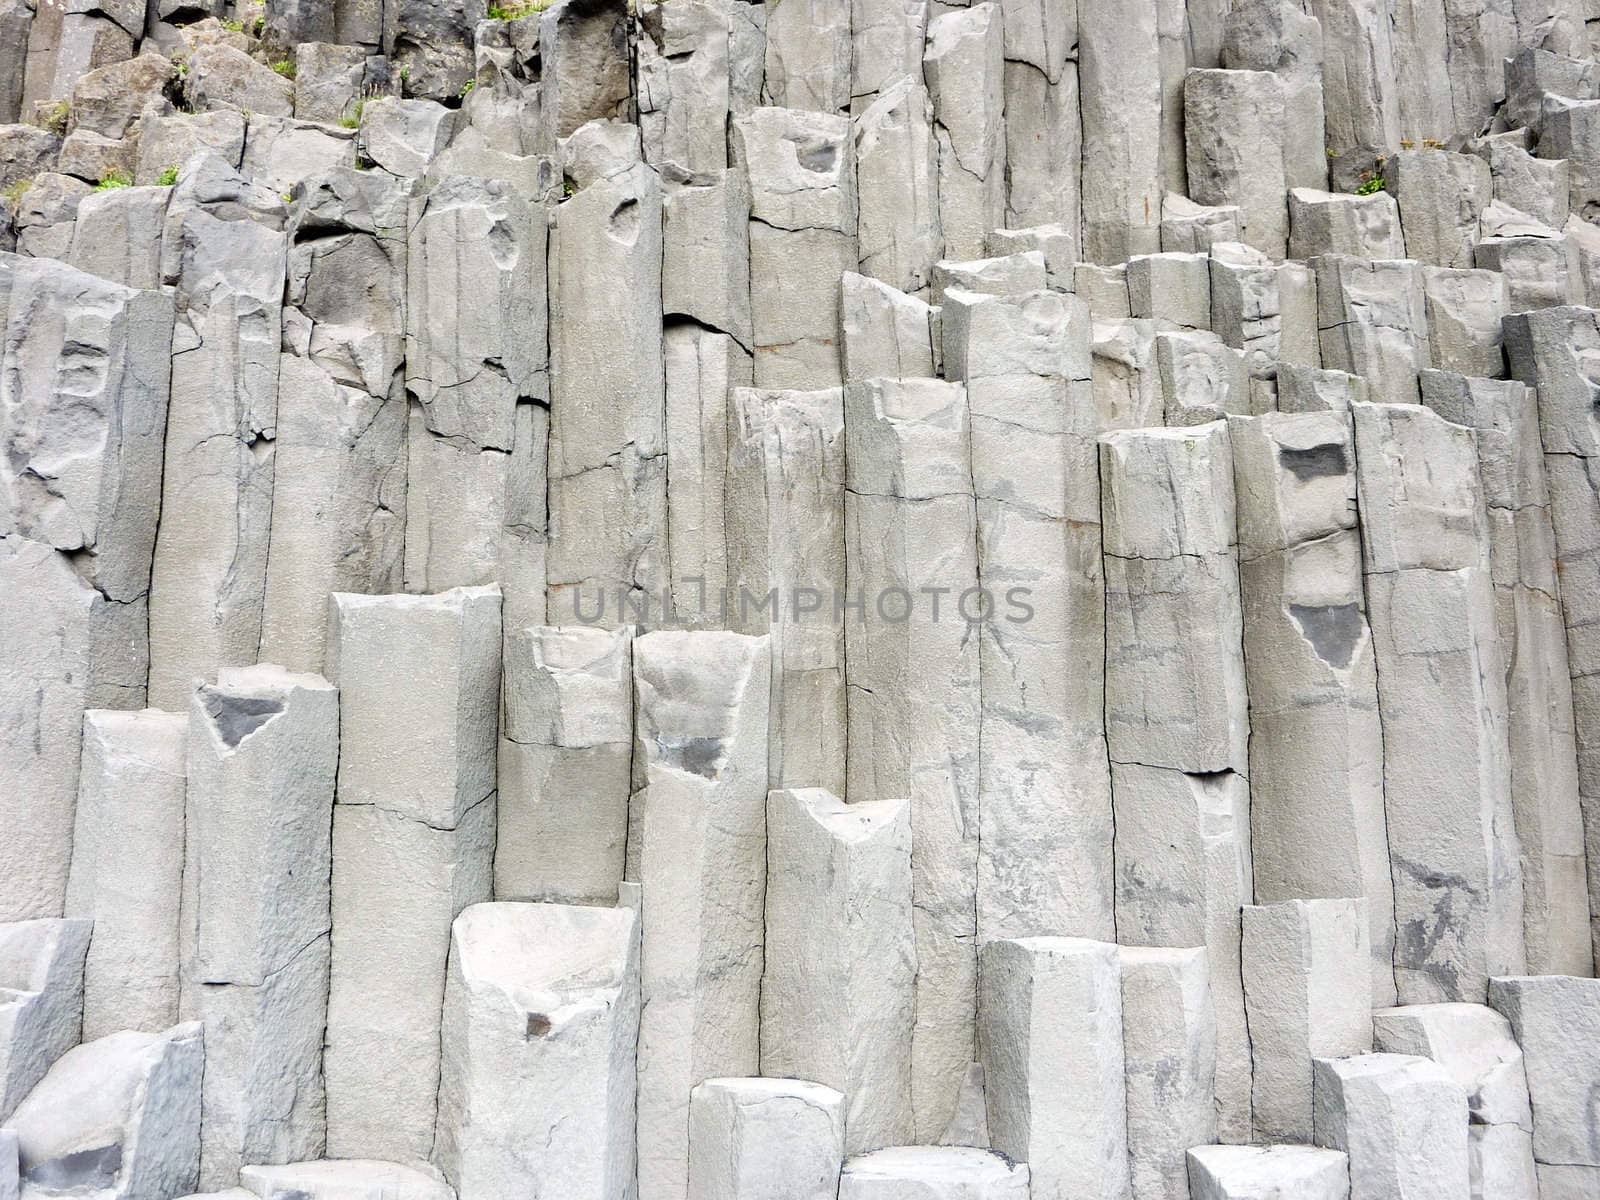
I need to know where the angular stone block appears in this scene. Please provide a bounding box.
[239,1160,454,1200]
[0,918,91,1122]
[1229,411,1395,1000]
[435,902,640,1200]
[1373,1003,1536,1200]
[7,1022,202,1200]
[839,1147,1029,1198]
[761,789,914,1154]
[182,664,337,1186]
[1287,188,1403,260]
[853,75,941,296]
[1185,68,1288,258]
[1111,762,1253,1142]
[327,587,501,830]
[940,288,1113,946]
[1488,975,1600,1167]
[1313,256,1427,407]
[1187,1145,1350,1200]
[688,1078,845,1200]
[1079,0,1162,262]
[1243,899,1374,1143]
[548,161,667,611]
[840,273,936,384]
[980,937,1126,1200]
[149,155,285,707]
[924,5,1005,260]
[497,625,633,905]
[1312,1054,1470,1200]
[1101,422,1247,772]
[324,798,494,1164]
[1387,150,1489,270]
[1354,402,1525,1002]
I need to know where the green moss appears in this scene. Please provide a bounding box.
[96,170,134,190]
[157,165,179,187]
[487,0,551,18]
[36,100,69,137]
[271,58,296,78]
[2,178,32,209]
[338,97,366,129]
[1354,175,1386,196]
[220,16,244,30]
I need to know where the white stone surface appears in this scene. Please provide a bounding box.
[1243,899,1373,1143]
[435,902,640,1200]
[1312,1054,1470,1200]
[687,1078,845,1200]
[67,709,185,1039]
[8,1022,202,1200]
[979,937,1127,1200]
[761,789,914,1154]
[1187,1144,1350,1200]
[0,917,92,1122]
[633,630,771,1200]
[839,1147,1030,1199]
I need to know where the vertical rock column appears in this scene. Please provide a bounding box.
[761,789,915,1153]
[182,664,338,1187]
[547,159,665,623]
[323,587,501,1164]
[853,75,942,298]
[924,4,1006,262]
[1352,401,1526,1002]
[1100,421,1253,1142]
[1221,0,1329,191]
[1421,369,1593,976]
[408,174,550,632]
[149,155,286,707]
[632,630,770,1200]
[1079,0,1163,262]
[1121,946,1218,1200]
[738,108,858,391]
[66,710,185,1039]
[1241,898,1373,1143]
[1184,69,1288,259]
[688,1078,847,1200]
[844,377,980,1140]
[0,253,173,921]
[979,937,1128,1200]
[261,168,409,674]
[1504,305,1600,967]
[941,287,1114,944]
[497,624,634,904]
[1229,411,1395,1000]
[435,902,641,1200]
[1001,0,1081,241]
[725,386,847,794]
[1304,0,1401,154]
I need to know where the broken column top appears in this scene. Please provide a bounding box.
[734,106,857,234]
[239,1160,456,1200]
[839,1146,1031,1197]
[844,377,971,500]
[503,624,634,749]
[1351,401,1486,573]
[1100,421,1238,559]
[1229,410,1357,559]
[451,901,638,1011]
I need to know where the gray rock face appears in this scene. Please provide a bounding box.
[1353,402,1525,1003]
[844,377,979,1141]
[1312,1054,1470,1200]
[1488,974,1600,1168]
[632,630,770,1200]
[0,252,174,921]
[1230,410,1395,1001]
[0,917,92,1122]
[148,155,285,709]
[182,664,336,1187]
[67,709,186,1040]
[688,1078,845,1200]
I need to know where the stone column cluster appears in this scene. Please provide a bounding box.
[2,0,1600,1196]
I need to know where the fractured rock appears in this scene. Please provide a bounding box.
[687,1078,845,1200]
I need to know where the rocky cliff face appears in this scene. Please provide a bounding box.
[1,0,1600,1197]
